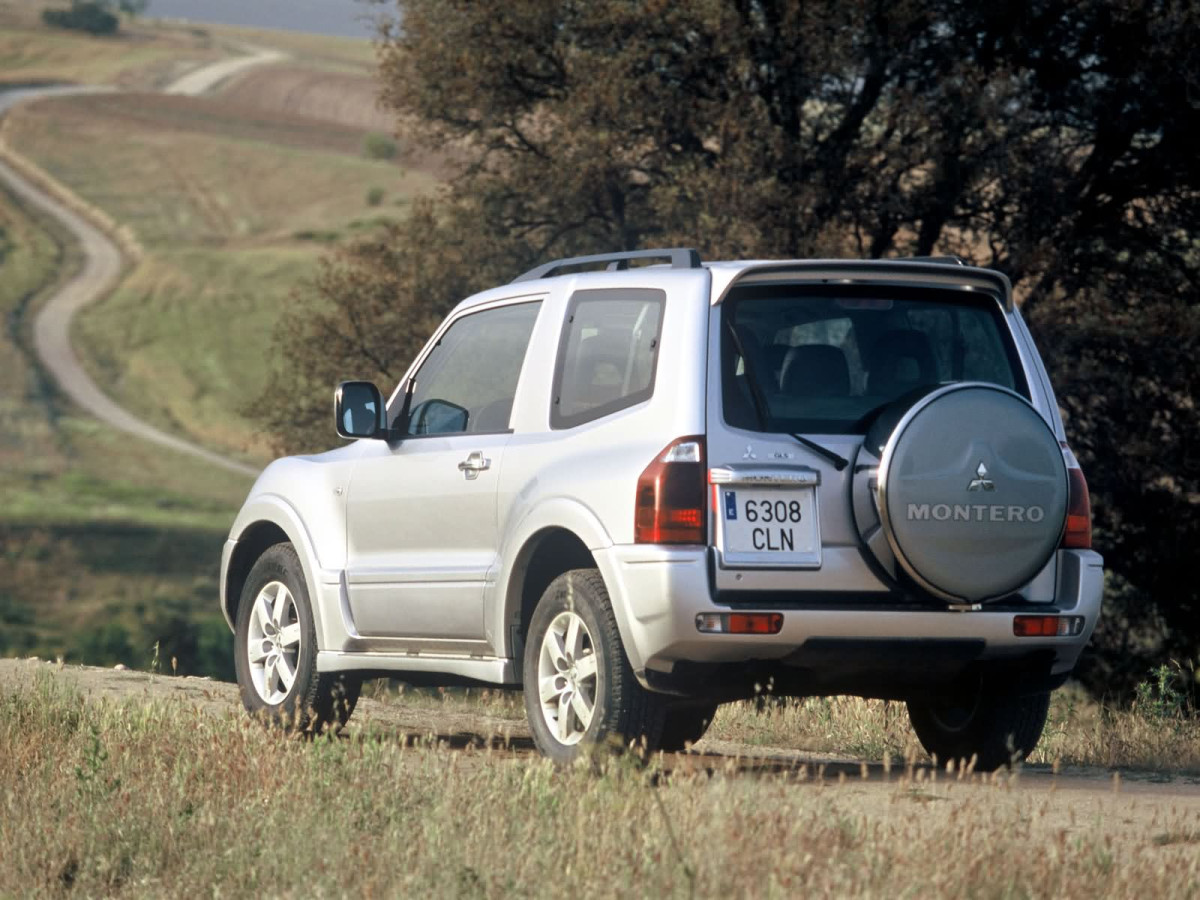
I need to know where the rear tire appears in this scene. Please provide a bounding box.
[906,688,1050,772]
[659,704,719,752]
[522,569,667,763]
[234,543,359,733]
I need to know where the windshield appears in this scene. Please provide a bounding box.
[721,284,1027,435]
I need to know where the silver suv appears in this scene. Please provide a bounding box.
[221,249,1102,769]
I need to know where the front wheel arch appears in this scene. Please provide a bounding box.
[224,520,289,629]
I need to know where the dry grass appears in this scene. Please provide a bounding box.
[3,93,433,250]
[389,683,1200,776]
[705,690,1200,775]
[218,64,395,134]
[3,670,1199,898]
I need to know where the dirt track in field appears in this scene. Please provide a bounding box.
[5,656,1200,823]
[0,51,285,478]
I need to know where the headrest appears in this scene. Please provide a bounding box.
[867,329,937,394]
[779,344,851,396]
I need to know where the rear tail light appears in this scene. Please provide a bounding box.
[1060,446,1092,550]
[634,436,706,544]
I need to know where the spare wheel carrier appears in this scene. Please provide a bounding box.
[872,382,1069,604]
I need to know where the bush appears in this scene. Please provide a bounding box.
[42,2,119,35]
[365,186,385,207]
[362,132,397,161]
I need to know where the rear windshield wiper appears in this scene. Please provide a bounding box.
[788,433,849,472]
[726,322,771,430]
[726,321,849,472]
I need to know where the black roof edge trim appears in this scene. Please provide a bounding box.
[511,248,703,283]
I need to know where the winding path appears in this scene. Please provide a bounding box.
[0,48,287,479]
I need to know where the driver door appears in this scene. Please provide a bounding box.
[343,300,542,650]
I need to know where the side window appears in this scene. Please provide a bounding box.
[551,288,665,429]
[401,301,541,436]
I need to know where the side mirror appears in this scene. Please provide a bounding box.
[334,381,386,439]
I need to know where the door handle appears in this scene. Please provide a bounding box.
[457,451,491,480]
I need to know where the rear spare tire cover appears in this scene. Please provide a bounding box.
[876,383,1068,603]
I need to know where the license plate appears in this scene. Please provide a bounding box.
[719,487,821,567]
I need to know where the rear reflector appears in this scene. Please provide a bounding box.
[696,613,784,635]
[635,436,706,544]
[1013,615,1085,637]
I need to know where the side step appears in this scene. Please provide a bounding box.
[316,651,517,685]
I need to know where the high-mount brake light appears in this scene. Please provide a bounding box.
[1060,445,1092,550]
[634,436,706,544]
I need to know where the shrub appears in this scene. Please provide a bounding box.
[362,132,397,161]
[365,186,385,207]
[42,2,119,35]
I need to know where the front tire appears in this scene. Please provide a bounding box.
[234,543,359,733]
[906,689,1050,772]
[522,569,666,763]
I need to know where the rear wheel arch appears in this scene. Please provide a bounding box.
[505,527,597,682]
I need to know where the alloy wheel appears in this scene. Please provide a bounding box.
[536,610,598,745]
[246,580,302,705]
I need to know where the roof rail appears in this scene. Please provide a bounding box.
[898,255,967,266]
[511,248,703,283]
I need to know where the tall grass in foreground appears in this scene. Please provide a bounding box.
[3,673,1199,898]
[368,681,1200,775]
[706,685,1200,774]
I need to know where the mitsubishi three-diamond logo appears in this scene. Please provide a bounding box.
[967,461,995,492]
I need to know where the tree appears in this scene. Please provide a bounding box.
[264,0,1200,696]
[42,1,120,35]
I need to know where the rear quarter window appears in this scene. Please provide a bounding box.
[551,288,665,429]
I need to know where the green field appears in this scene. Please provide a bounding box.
[4,90,435,459]
[0,181,251,673]
[0,11,436,674]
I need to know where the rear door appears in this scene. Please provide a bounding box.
[343,299,542,648]
[707,270,1029,598]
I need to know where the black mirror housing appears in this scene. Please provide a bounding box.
[334,381,386,440]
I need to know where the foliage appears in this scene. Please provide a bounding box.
[255,196,520,444]
[263,0,1200,697]
[365,185,386,207]
[1133,662,1196,723]
[362,131,397,160]
[42,2,119,35]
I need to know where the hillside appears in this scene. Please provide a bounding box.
[0,8,437,675]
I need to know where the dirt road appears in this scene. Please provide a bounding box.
[0,47,285,479]
[4,657,1198,813]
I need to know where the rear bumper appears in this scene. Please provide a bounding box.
[594,545,1104,696]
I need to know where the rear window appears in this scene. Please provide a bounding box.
[722,284,1026,434]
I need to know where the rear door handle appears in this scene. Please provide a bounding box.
[457,451,491,480]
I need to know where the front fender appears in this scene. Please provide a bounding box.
[222,494,341,648]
